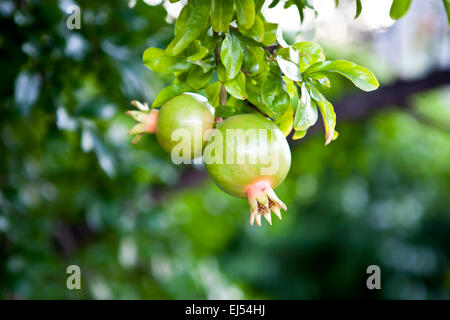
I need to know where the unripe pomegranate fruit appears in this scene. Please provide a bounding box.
[127,93,214,160]
[204,114,291,227]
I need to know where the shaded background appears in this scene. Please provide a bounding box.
[0,0,449,299]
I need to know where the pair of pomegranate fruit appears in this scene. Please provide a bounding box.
[127,93,291,227]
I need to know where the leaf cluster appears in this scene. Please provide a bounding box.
[143,0,383,144]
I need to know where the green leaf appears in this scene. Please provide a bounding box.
[246,73,273,116]
[389,0,412,20]
[308,84,336,145]
[206,82,222,106]
[355,0,362,19]
[201,31,221,53]
[268,0,281,8]
[255,0,265,11]
[187,66,212,89]
[239,14,265,42]
[215,105,236,118]
[275,103,294,136]
[276,27,289,48]
[305,60,379,92]
[224,71,247,100]
[262,22,278,46]
[220,31,244,80]
[187,59,214,73]
[290,0,315,24]
[292,41,325,72]
[143,47,190,73]
[444,0,450,26]
[261,67,290,116]
[292,130,307,140]
[276,47,302,81]
[234,31,265,48]
[152,83,190,108]
[283,76,296,98]
[228,97,257,114]
[293,84,318,132]
[186,40,209,61]
[165,0,211,56]
[173,70,190,84]
[243,46,267,75]
[217,63,227,82]
[309,72,331,88]
[235,0,256,29]
[211,0,235,33]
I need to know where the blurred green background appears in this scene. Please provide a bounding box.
[1,0,449,299]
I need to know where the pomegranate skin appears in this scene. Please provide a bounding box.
[204,114,291,198]
[156,93,214,159]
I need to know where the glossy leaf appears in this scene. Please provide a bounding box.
[152,83,190,108]
[283,76,296,98]
[217,63,227,82]
[187,59,214,73]
[211,0,235,33]
[220,31,244,80]
[292,129,307,140]
[308,84,336,145]
[292,42,325,72]
[243,46,267,75]
[201,31,221,53]
[309,72,331,88]
[305,60,379,92]
[187,66,212,89]
[275,103,294,136]
[143,47,190,73]
[206,82,222,107]
[389,0,412,20]
[165,0,211,56]
[215,105,236,118]
[173,70,190,84]
[262,22,278,46]
[239,14,265,42]
[246,73,273,116]
[276,47,302,81]
[261,67,290,116]
[355,0,362,19]
[186,40,209,61]
[224,71,247,100]
[227,96,256,114]
[276,27,289,48]
[235,0,255,29]
[234,31,265,48]
[293,84,318,132]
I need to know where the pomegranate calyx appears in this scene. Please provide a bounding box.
[126,100,158,144]
[247,180,287,227]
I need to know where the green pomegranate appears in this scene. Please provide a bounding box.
[204,114,291,227]
[127,93,214,160]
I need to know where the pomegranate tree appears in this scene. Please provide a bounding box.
[126,0,381,226]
